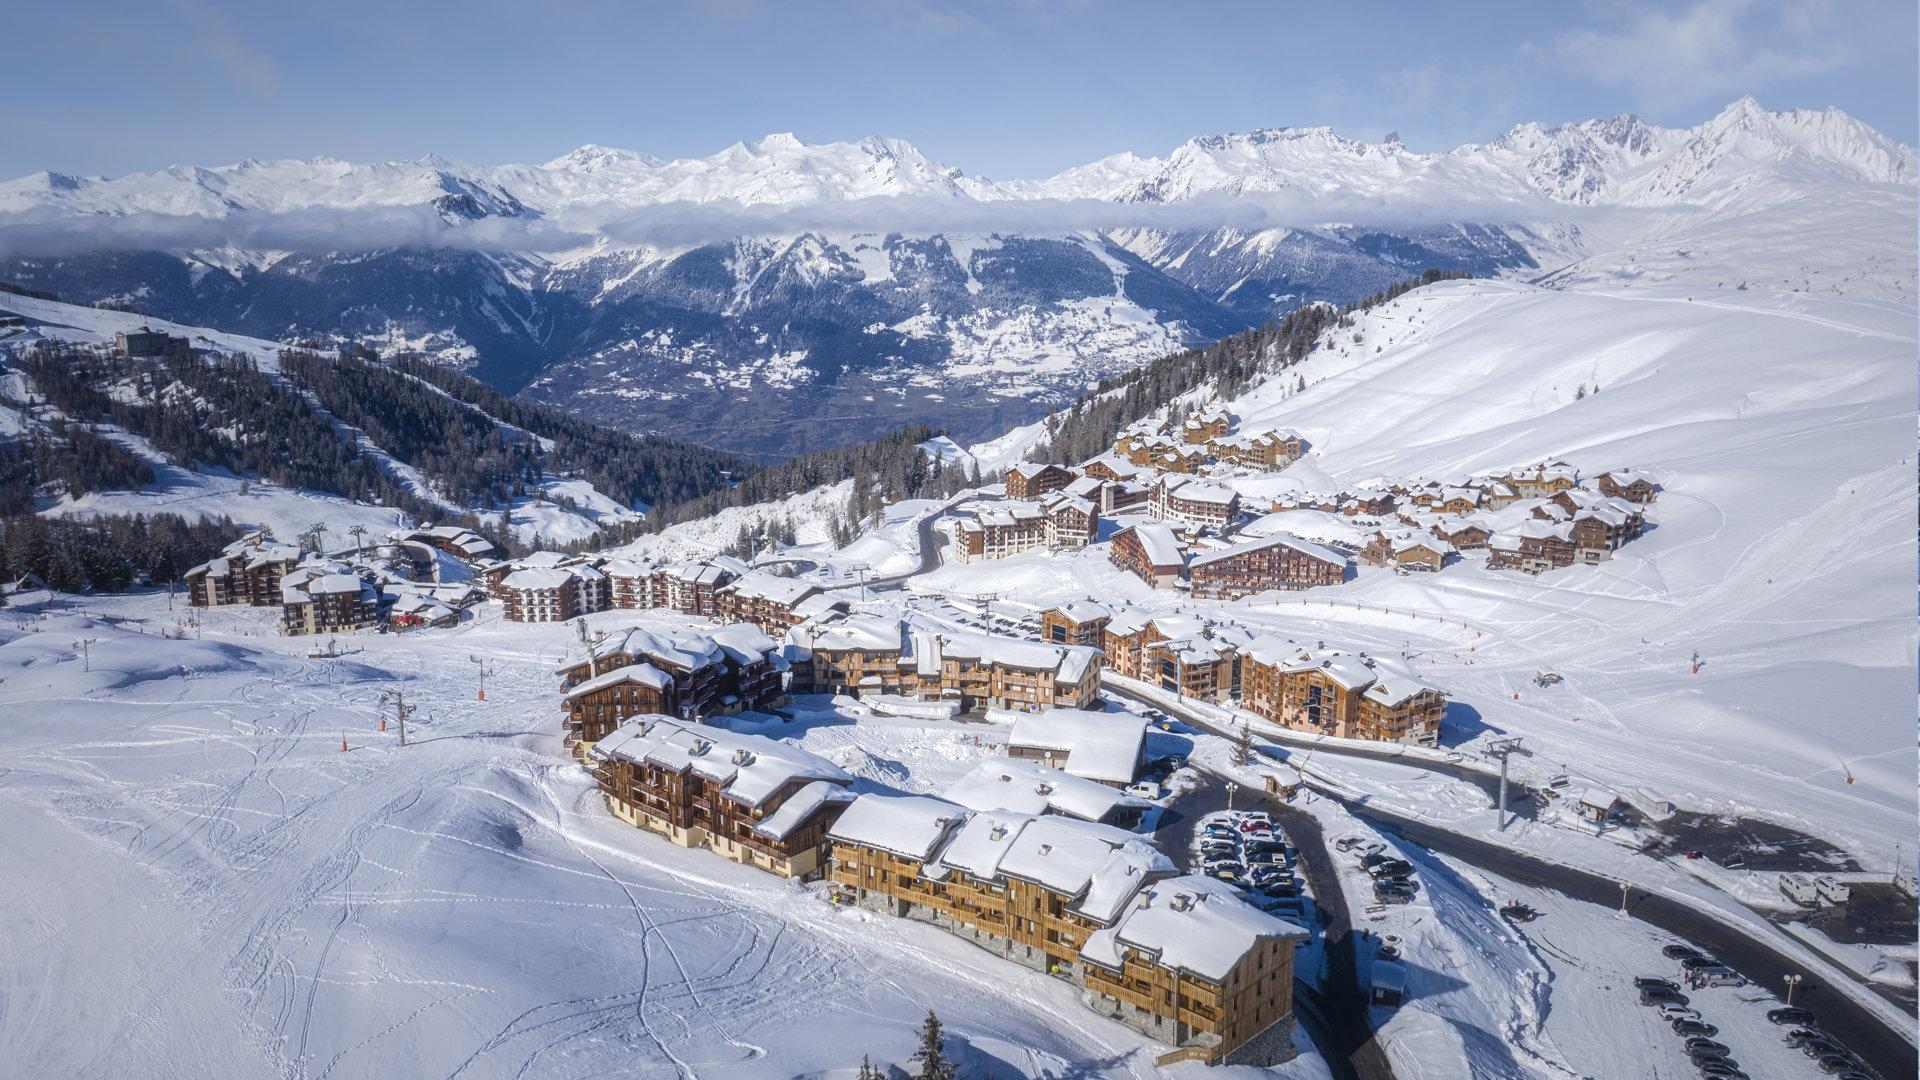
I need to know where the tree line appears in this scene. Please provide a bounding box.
[0,511,247,594]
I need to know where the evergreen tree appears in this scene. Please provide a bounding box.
[1232,721,1255,768]
[911,1010,956,1080]
[856,1055,880,1080]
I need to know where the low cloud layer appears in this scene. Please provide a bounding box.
[0,186,1630,260]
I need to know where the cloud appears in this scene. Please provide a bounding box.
[173,0,282,98]
[0,184,1648,260]
[1548,0,1849,110]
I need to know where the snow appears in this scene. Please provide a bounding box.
[1108,875,1309,983]
[943,758,1141,823]
[826,793,966,861]
[0,594,1340,1079]
[1002,708,1146,786]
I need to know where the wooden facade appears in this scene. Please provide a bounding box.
[1005,462,1074,500]
[1189,535,1345,600]
[828,814,1301,1066]
[591,718,851,880]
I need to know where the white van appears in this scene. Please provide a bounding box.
[1778,874,1820,908]
[1813,875,1851,904]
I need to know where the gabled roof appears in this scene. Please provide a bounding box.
[942,758,1140,822]
[1003,708,1146,785]
[1189,531,1345,570]
[827,793,967,861]
[590,716,851,809]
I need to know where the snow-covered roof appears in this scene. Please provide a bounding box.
[999,816,1168,918]
[1008,461,1065,480]
[564,625,728,674]
[501,567,574,591]
[752,780,856,841]
[914,627,1100,682]
[1120,523,1187,568]
[790,614,906,653]
[1002,708,1146,786]
[827,793,967,860]
[1189,530,1346,570]
[1052,600,1112,626]
[1092,874,1308,983]
[1079,452,1144,479]
[589,716,851,809]
[600,558,654,579]
[1042,492,1096,518]
[563,662,672,700]
[978,503,1046,528]
[1158,475,1237,506]
[942,758,1139,822]
[1578,787,1621,811]
[1360,660,1444,707]
[708,622,781,665]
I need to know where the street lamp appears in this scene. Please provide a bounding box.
[1783,973,1802,1006]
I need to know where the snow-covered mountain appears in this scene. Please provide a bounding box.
[0,98,1909,457]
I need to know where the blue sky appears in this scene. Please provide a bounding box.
[5,0,1914,179]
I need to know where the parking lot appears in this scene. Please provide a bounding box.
[1633,941,1885,1079]
[1185,807,1315,924]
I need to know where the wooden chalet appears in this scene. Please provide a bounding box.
[1041,601,1114,647]
[1188,533,1346,600]
[1109,523,1187,589]
[1240,637,1446,746]
[788,616,1103,712]
[1594,470,1658,503]
[1005,461,1074,500]
[713,570,826,634]
[828,796,1306,1066]
[591,716,854,880]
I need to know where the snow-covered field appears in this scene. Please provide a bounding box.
[0,593,1340,1079]
[948,266,1916,870]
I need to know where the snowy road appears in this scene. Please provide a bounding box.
[1126,674,1918,1080]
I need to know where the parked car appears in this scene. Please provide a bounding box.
[1633,977,1680,991]
[1639,987,1687,1006]
[1767,1006,1816,1026]
[1237,811,1273,826]
[1244,848,1284,866]
[1679,955,1720,972]
[1238,820,1275,836]
[1784,1028,1824,1046]
[1695,1068,1746,1080]
[1683,1038,1729,1056]
[1374,882,1416,905]
[1814,1054,1863,1074]
[1334,836,1365,852]
[1202,826,1238,842]
[1671,1020,1718,1037]
[1795,1035,1845,1056]
[1125,781,1163,800]
[1368,859,1415,879]
[1662,944,1704,960]
[1204,866,1242,884]
[1658,1005,1701,1022]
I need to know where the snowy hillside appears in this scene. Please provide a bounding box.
[0,293,720,545]
[962,246,1916,864]
[2,99,1907,457]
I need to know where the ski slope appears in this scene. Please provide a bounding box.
[0,595,1332,1080]
[949,265,1915,865]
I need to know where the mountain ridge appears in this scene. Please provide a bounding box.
[0,98,1908,459]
